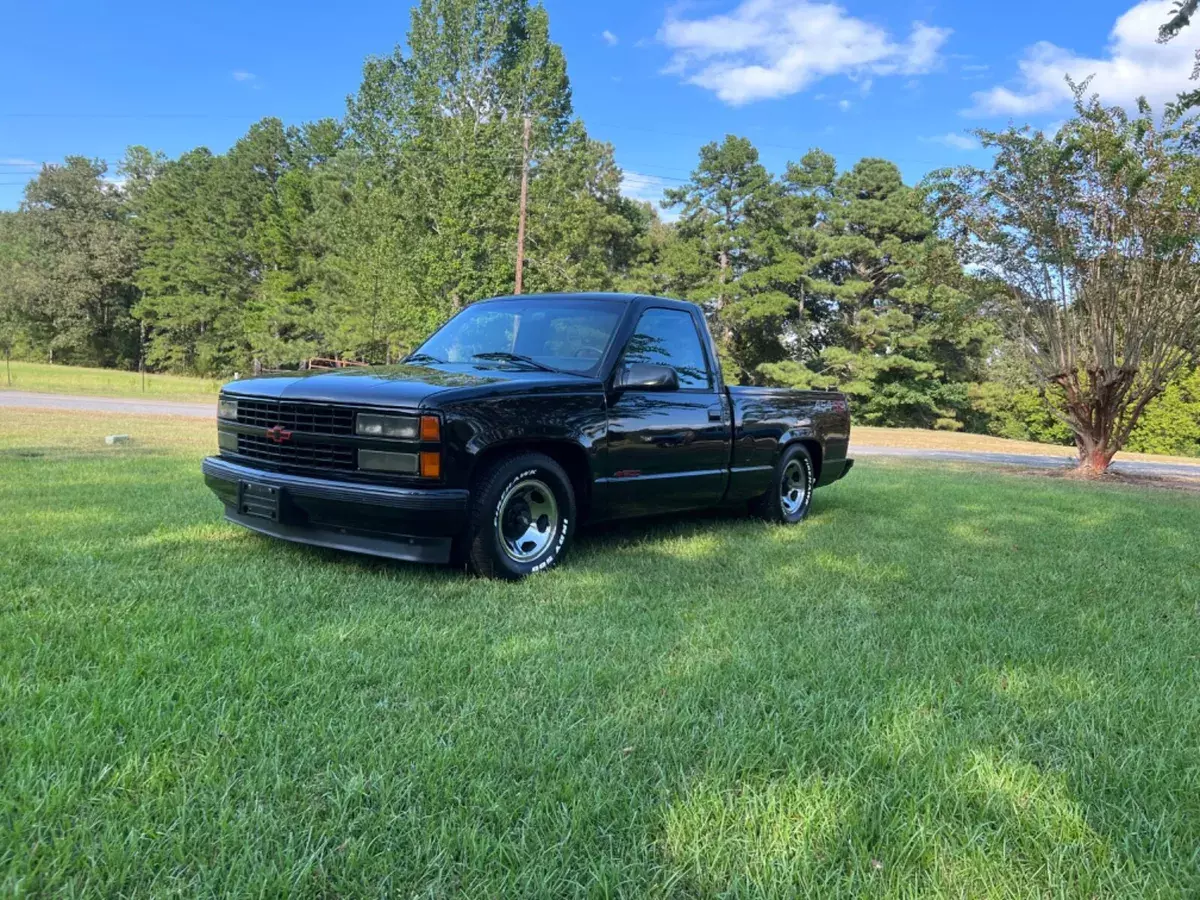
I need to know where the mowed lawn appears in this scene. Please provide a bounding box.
[2,411,1199,898]
[0,360,221,403]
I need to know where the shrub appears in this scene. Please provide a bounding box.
[969,382,1074,445]
[1125,369,1200,457]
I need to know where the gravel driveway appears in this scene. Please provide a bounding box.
[1,390,214,418]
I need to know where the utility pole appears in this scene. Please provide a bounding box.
[514,114,531,295]
[139,321,147,393]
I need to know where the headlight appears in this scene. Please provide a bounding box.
[356,413,419,439]
[218,397,238,420]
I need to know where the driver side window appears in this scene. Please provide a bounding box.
[620,308,712,389]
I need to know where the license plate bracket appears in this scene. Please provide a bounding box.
[239,481,282,522]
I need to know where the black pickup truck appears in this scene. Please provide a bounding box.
[203,293,852,578]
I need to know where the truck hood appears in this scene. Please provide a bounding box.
[221,363,598,408]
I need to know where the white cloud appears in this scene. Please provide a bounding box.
[838,98,852,110]
[601,29,618,46]
[232,70,257,82]
[968,0,1194,116]
[658,0,950,105]
[924,132,979,150]
[901,22,948,73]
[0,157,39,167]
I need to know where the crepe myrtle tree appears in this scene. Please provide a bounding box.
[1159,0,1200,110]
[930,86,1200,476]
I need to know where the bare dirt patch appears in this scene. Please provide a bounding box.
[1012,466,1200,494]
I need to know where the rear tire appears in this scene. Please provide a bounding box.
[465,452,576,580]
[752,443,815,524]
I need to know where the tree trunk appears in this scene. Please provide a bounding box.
[1073,431,1116,477]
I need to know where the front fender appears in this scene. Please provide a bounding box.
[438,391,608,490]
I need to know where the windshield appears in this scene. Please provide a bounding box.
[412,299,626,375]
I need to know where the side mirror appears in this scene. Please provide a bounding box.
[615,363,679,391]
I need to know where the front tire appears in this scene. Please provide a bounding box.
[752,443,815,524]
[465,452,576,580]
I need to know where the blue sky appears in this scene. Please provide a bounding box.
[1,0,1193,211]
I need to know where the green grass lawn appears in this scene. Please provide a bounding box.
[2,410,1199,897]
[0,360,221,402]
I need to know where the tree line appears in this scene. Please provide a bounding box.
[2,0,1200,468]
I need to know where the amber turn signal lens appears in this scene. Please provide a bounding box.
[419,451,441,479]
[420,416,440,442]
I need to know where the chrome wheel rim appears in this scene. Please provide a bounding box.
[498,478,559,563]
[780,459,809,516]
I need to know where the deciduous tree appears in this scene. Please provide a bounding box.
[931,88,1200,474]
[15,158,140,366]
[346,0,573,316]
[1158,0,1200,109]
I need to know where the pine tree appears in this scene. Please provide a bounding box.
[134,119,328,373]
[661,135,778,379]
[755,157,989,428]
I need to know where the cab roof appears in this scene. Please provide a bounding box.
[476,292,699,315]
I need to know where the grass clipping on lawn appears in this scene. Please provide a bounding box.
[2,409,1199,897]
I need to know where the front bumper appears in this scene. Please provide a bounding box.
[202,457,469,564]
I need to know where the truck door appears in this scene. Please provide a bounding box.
[603,306,730,517]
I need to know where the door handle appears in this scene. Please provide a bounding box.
[707,405,724,421]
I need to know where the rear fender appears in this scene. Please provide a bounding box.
[777,430,823,484]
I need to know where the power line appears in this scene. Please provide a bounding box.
[622,176,689,186]
[0,112,259,119]
[619,169,691,182]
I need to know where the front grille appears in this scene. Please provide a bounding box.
[237,434,357,471]
[235,399,356,436]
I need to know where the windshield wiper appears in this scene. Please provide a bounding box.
[471,351,560,373]
[404,352,444,364]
